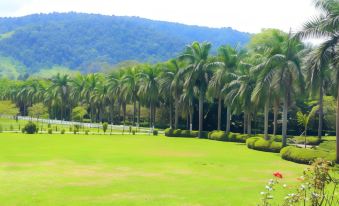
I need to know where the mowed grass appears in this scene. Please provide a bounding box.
[0,133,306,206]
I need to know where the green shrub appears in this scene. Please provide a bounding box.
[208,130,228,141]
[316,141,335,152]
[292,136,321,145]
[235,134,249,142]
[103,122,108,133]
[85,130,89,135]
[48,128,53,134]
[48,123,51,128]
[153,129,158,136]
[0,124,2,133]
[9,125,13,131]
[164,128,174,136]
[60,129,65,134]
[199,131,209,138]
[69,126,73,132]
[23,122,38,134]
[164,128,198,138]
[280,146,335,164]
[246,137,282,153]
[132,130,136,135]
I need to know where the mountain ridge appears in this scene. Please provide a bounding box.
[0,12,251,78]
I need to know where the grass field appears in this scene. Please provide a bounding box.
[0,133,306,206]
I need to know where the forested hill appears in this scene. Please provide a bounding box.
[0,12,251,77]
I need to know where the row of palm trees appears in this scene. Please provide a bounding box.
[0,0,337,161]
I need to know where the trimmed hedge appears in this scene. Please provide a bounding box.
[280,146,335,164]
[164,128,209,138]
[246,137,282,153]
[164,128,198,138]
[207,131,249,143]
[292,136,321,145]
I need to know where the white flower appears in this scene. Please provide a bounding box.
[283,184,287,188]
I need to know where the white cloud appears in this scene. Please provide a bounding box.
[0,0,318,33]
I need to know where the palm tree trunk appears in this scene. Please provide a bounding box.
[169,101,173,129]
[189,105,193,131]
[282,91,288,147]
[264,99,269,140]
[149,102,152,129]
[226,106,231,134]
[153,106,156,128]
[247,113,251,135]
[318,83,323,139]
[217,96,221,130]
[138,101,140,130]
[174,97,179,129]
[133,98,136,126]
[336,82,339,164]
[273,99,278,136]
[198,89,204,138]
[243,112,247,134]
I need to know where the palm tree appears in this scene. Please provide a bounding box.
[122,66,140,127]
[208,46,238,130]
[269,36,304,147]
[49,74,71,120]
[159,59,183,129]
[82,74,100,122]
[180,42,216,138]
[138,65,160,130]
[296,0,338,162]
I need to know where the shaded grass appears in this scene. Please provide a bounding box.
[0,133,306,205]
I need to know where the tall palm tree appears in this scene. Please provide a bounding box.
[180,42,216,138]
[296,0,338,162]
[49,73,71,120]
[122,66,140,127]
[82,74,100,122]
[138,65,160,130]
[159,59,183,129]
[208,46,238,130]
[269,36,304,147]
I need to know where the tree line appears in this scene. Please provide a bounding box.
[0,0,337,160]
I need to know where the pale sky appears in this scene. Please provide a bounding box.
[0,0,318,34]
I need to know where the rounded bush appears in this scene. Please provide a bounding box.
[280,146,335,164]
[164,128,198,138]
[85,130,89,135]
[246,137,282,153]
[60,129,65,134]
[164,128,174,136]
[23,122,38,134]
[153,129,158,136]
[292,136,321,145]
[208,130,228,141]
[48,128,53,134]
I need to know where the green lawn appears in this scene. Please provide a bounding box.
[0,133,306,206]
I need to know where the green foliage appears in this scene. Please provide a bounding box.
[85,130,89,135]
[316,141,336,152]
[0,101,19,116]
[28,103,48,118]
[153,129,158,136]
[23,122,38,134]
[71,106,87,122]
[0,13,250,74]
[280,146,335,164]
[292,136,321,145]
[208,131,250,143]
[246,137,282,153]
[0,124,2,133]
[0,55,26,80]
[48,128,53,134]
[60,129,65,134]
[164,128,198,138]
[102,122,108,133]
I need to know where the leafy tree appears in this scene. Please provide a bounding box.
[28,103,48,118]
[0,100,19,116]
[71,106,87,122]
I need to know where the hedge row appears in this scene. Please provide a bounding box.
[246,137,282,153]
[280,146,335,164]
[164,128,209,138]
[207,130,249,143]
[291,136,321,145]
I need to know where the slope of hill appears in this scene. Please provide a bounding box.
[0,12,251,76]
